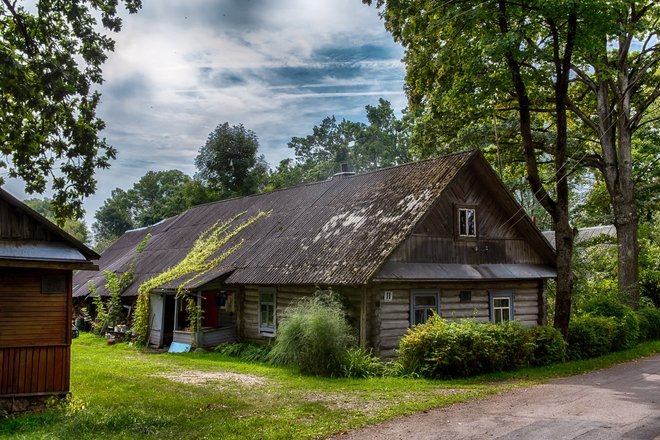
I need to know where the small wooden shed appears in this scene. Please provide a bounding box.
[0,188,98,412]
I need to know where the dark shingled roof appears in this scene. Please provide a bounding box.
[73,151,478,297]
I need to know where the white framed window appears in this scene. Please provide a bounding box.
[410,290,439,326]
[489,291,514,323]
[259,287,276,334]
[458,207,476,237]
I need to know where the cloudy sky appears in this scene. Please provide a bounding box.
[7,0,407,227]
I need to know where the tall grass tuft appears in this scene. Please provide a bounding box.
[268,289,356,376]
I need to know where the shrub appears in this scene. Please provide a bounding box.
[636,306,660,341]
[341,348,384,378]
[582,295,628,319]
[528,325,566,366]
[397,317,546,379]
[611,311,640,351]
[567,315,616,360]
[267,290,356,376]
[214,342,272,362]
[581,295,639,351]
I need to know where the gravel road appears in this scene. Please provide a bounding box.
[334,354,660,440]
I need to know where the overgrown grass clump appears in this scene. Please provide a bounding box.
[214,342,272,362]
[267,290,359,376]
[397,316,566,379]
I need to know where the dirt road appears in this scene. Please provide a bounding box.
[335,355,660,440]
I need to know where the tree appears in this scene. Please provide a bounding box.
[567,2,659,306]
[269,100,412,188]
[366,0,593,336]
[0,0,141,222]
[92,170,217,248]
[23,198,89,243]
[195,123,268,197]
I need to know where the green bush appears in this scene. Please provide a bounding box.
[567,315,616,360]
[267,290,356,376]
[396,317,554,379]
[583,295,628,318]
[636,306,660,341]
[580,295,640,351]
[611,311,640,351]
[341,347,384,378]
[214,342,272,362]
[528,325,566,366]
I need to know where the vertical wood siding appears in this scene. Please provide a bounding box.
[0,345,70,396]
[0,199,52,241]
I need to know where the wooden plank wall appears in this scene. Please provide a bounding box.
[0,199,52,241]
[389,163,549,265]
[0,271,69,346]
[0,346,70,396]
[0,269,71,396]
[373,281,541,358]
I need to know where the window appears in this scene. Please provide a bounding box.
[489,291,514,323]
[458,207,476,237]
[259,288,276,334]
[41,275,67,294]
[411,290,439,326]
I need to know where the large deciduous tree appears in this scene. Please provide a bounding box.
[24,197,89,243]
[0,0,141,221]
[194,122,268,197]
[92,170,217,249]
[269,99,411,189]
[567,1,659,306]
[366,0,594,336]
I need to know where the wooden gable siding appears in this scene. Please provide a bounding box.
[0,199,53,241]
[0,269,71,397]
[388,161,547,265]
[372,281,541,358]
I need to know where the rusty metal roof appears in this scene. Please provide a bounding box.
[73,151,478,297]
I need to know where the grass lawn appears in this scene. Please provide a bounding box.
[2,334,659,439]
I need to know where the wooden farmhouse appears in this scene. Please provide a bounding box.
[0,188,99,412]
[73,151,556,357]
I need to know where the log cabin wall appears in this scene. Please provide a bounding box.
[240,285,371,346]
[0,269,71,397]
[371,281,542,358]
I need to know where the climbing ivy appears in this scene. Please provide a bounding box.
[132,210,270,345]
[87,234,151,335]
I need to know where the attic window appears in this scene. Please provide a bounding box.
[458,207,476,237]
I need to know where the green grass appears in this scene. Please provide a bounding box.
[2,335,658,440]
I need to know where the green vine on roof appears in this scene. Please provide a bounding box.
[132,210,271,346]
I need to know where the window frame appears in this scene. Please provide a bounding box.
[456,206,477,238]
[489,290,514,323]
[410,289,440,326]
[258,287,277,335]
